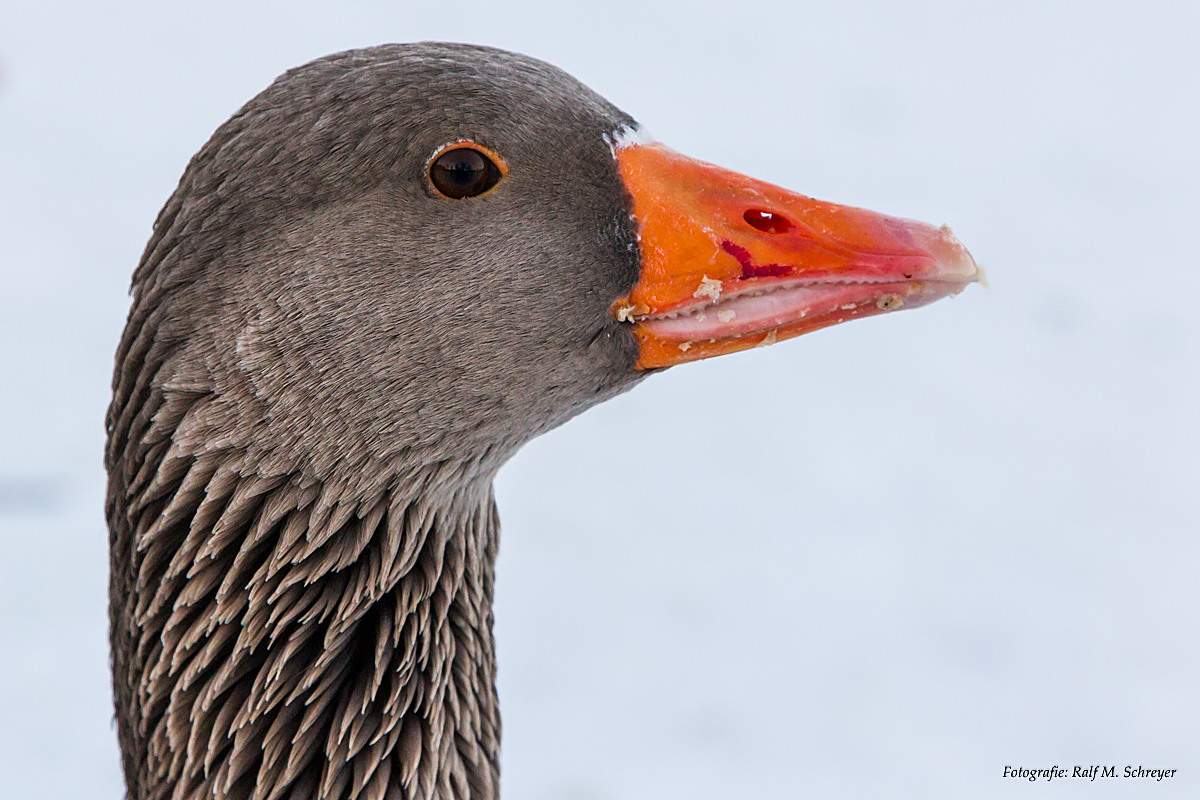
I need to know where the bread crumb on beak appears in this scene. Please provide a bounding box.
[693,275,722,302]
[876,294,904,310]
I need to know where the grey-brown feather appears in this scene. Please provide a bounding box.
[107,43,645,800]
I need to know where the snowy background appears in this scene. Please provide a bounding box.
[2,1,1197,798]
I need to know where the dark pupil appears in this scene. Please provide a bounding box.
[431,148,498,198]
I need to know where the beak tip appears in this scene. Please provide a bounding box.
[930,224,980,285]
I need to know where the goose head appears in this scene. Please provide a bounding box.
[106,42,977,800]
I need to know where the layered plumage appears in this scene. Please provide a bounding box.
[107,44,643,800]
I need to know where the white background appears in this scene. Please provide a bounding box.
[1,1,1197,798]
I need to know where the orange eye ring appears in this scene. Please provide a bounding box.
[426,141,509,199]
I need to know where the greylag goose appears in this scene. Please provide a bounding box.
[106,42,977,800]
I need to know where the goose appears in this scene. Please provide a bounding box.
[105,42,978,800]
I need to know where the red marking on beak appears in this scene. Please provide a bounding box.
[720,240,793,280]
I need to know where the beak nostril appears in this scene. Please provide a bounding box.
[743,208,794,234]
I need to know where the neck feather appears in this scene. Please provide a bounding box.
[108,416,504,800]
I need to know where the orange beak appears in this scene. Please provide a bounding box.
[613,142,980,369]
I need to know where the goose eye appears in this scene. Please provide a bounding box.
[429,145,504,199]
